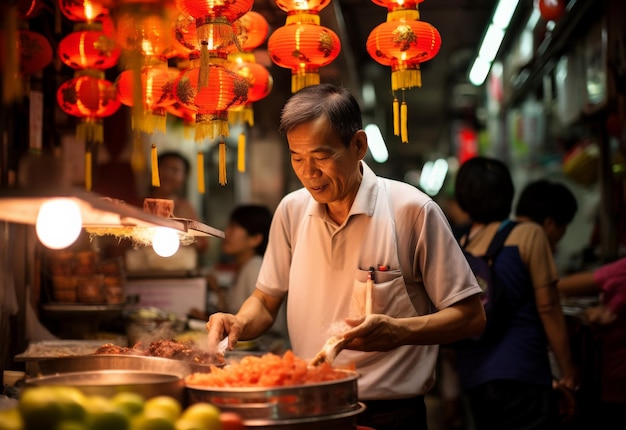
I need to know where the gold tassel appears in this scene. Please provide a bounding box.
[218,140,227,185]
[393,97,400,136]
[387,9,419,22]
[292,71,320,93]
[237,132,245,172]
[401,101,408,144]
[197,151,205,194]
[151,144,160,187]
[131,132,145,174]
[85,150,92,191]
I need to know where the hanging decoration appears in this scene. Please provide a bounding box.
[537,0,566,22]
[268,0,341,93]
[228,10,273,172]
[115,59,177,134]
[366,0,441,143]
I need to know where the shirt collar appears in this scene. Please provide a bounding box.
[305,160,378,219]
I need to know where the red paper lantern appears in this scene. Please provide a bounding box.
[174,61,248,140]
[15,30,53,76]
[538,0,565,22]
[57,75,120,118]
[58,30,120,70]
[267,23,341,93]
[371,0,424,20]
[366,18,441,91]
[18,0,46,19]
[58,0,109,22]
[176,0,254,23]
[115,66,176,108]
[234,11,269,51]
[229,59,273,103]
[113,3,174,58]
[172,17,240,55]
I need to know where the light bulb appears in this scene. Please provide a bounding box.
[152,227,180,257]
[36,198,82,249]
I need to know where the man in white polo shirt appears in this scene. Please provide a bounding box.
[206,83,486,430]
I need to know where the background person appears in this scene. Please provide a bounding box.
[515,178,578,254]
[453,156,578,429]
[205,83,486,430]
[148,151,208,255]
[557,257,626,429]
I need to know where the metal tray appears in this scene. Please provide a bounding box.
[24,369,185,402]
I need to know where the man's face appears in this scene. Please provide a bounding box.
[287,116,365,206]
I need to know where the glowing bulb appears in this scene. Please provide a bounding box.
[36,199,82,249]
[152,227,180,257]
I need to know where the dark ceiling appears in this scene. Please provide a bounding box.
[250,0,499,179]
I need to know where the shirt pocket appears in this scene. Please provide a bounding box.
[349,268,412,318]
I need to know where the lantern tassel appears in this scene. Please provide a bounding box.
[393,97,400,137]
[85,149,92,191]
[197,151,205,194]
[219,140,227,186]
[237,132,246,172]
[151,144,160,187]
[401,101,409,144]
[131,132,146,173]
[199,42,209,90]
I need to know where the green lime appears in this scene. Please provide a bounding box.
[0,407,23,430]
[111,392,145,417]
[131,415,175,430]
[180,403,221,430]
[19,386,63,430]
[142,396,181,422]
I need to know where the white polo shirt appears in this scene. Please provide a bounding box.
[257,161,481,400]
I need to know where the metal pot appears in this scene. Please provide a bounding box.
[24,369,185,402]
[185,369,363,427]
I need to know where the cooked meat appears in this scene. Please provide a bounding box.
[95,339,214,365]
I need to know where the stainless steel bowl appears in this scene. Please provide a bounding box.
[24,369,185,402]
[28,354,213,378]
[185,369,360,424]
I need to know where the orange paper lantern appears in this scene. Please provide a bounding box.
[174,61,248,141]
[176,0,254,23]
[267,22,341,93]
[366,18,441,91]
[58,0,109,22]
[58,29,120,70]
[234,11,269,51]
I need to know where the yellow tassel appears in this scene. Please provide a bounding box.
[131,132,145,174]
[151,144,160,187]
[387,9,420,22]
[237,132,246,172]
[401,101,409,144]
[393,97,400,137]
[85,150,92,191]
[197,152,205,194]
[199,42,209,90]
[219,140,227,186]
[292,72,320,93]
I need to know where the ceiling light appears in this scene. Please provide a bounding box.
[469,0,520,86]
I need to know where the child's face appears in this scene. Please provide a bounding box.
[222,222,255,257]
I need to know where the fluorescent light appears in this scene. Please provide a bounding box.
[492,0,519,29]
[469,57,491,86]
[419,158,448,196]
[478,24,505,62]
[469,0,520,86]
[365,124,388,163]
